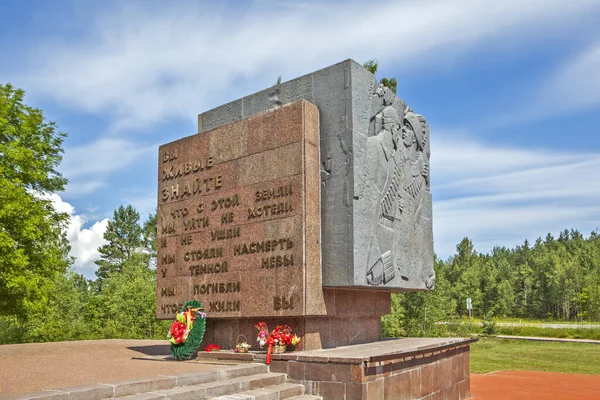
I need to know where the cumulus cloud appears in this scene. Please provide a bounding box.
[431,134,600,257]
[22,0,600,131]
[48,193,108,278]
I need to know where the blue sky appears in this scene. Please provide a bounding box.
[2,0,600,278]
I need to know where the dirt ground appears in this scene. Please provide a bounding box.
[471,370,600,400]
[0,339,218,395]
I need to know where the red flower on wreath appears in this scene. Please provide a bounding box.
[169,321,187,344]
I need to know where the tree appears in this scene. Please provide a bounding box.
[0,83,70,319]
[362,59,398,94]
[143,213,157,256]
[87,207,164,339]
[95,205,144,283]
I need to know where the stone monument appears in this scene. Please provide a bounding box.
[156,59,434,351]
[157,59,473,399]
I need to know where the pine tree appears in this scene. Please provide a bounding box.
[95,205,144,283]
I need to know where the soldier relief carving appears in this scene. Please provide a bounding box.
[357,84,435,289]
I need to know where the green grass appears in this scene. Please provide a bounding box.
[470,338,600,375]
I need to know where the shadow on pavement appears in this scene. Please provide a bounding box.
[127,344,171,356]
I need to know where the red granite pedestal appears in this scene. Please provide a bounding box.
[198,287,391,351]
[198,337,475,400]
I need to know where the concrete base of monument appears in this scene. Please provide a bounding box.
[198,337,476,400]
[198,288,391,351]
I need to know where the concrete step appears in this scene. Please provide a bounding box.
[8,364,277,400]
[210,382,305,399]
[126,372,287,400]
[287,396,323,400]
[109,364,268,399]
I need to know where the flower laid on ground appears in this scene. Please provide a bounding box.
[234,342,251,353]
[205,343,221,352]
[255,322,269,348]
[291,334,301,346]
[254,322,301,364]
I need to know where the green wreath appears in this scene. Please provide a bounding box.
[170,300,206,360]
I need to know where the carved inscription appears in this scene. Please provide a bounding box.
[248,202,293,220]
[161,303,183,314]
[184,247,223,261]
[162,149,178,163]
[159,173,301,316]
[262,254,295,268]
[171,207,189,219]
[233,238,294,256]
[255,184,293,202]
[162,223,175,235]
[221,212,234,224]
[162,157,213,181]
[193,281,240,295]
[274,295,294,311]
[161,176,223,202]
[183,217,209,232]
[211,227,241,241]
[161,254,175,265]
[189,261,229,276]
[212,195,240,210]
[209,300,241,312]
[181,234,192,245]
[157,103,317,320]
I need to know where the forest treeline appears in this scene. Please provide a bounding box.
[382,231,600,337]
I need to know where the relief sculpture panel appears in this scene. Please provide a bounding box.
[354,84,435,290]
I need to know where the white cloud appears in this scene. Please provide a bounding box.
[431,134,600,257]
[22,0,600,130]
[60,137,154,197]
[539,41,600,113]
[48,193,108,278]
[493,40,600,125]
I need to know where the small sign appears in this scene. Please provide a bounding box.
[466,298,472,310]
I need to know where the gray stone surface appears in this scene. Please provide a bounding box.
[52,384,114,400]
[198,59,434,291]
[106,376,175,397]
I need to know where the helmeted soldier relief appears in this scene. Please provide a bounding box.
[357,85,434,288]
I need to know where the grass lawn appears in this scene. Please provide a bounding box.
[470,338,600,375]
